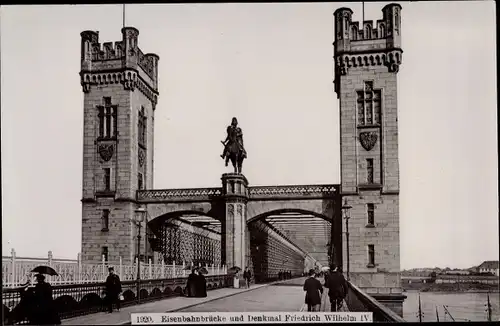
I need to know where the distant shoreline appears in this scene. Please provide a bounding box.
[403,282,499,293]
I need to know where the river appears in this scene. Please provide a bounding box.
[403,290,499,322]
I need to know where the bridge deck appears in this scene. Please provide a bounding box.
[61,278,308,325]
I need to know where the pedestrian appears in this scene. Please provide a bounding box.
[186,268,198,297]
[195,269,207,298]
[303,269,323,312]
[243,267,252,288]
[31,273,61,325]
[104,267,122,313]
[325,264,348,312]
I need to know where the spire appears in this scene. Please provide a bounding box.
[122,4,126,29]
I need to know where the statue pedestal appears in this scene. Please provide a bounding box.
[222,173,249,273]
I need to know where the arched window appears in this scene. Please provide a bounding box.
[350,25,358,40]
[379,24,385,38]
[365,25,372,39]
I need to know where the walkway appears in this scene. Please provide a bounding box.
[62,278,307,325]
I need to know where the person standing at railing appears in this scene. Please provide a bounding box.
[31,274,61,325]
[186,268,198,297]
[104,267,122,313]
[195,269,207,298]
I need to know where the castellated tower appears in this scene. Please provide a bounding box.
[80,27,159,264]
[334,4,405,316]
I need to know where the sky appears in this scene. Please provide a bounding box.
[1,2,498,270]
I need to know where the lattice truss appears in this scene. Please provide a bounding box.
[263,212,331,267]
[154,215,222,266]
[249,221,306,279]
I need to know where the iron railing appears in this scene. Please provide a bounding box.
[3,274,232,325]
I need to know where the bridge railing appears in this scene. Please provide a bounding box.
[2,249,227,288]
[345,281,406,323]
[3,274,232,324]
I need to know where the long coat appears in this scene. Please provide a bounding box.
[186,273,197,297]
[325,271,348,299]
[303,277,323,306]
[31,281,61,325]
[196,274,207,298]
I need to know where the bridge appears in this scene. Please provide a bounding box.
[2,2,408,324]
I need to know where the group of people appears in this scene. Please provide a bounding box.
[185,267,207,297]
[303,264,348,312]
[6,274,61,325]
[278,270,292,280]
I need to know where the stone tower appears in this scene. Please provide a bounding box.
[334,4,405,315]
[80,27,159,264]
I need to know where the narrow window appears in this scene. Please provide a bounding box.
[102,209,110,231]
[98,106,104,137]
[367,159,374,183]
[112,106,118,137]
[138,107,147,146]
[138,172,143,190]
[357,91,365,125]
[103,168,111,191]
[367,204,375,226]
[374,90,381,125]
[368,244,375,266]
[105,107,112,138]
[102,246,109,262]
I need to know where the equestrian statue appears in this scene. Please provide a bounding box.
[221,117,247,174]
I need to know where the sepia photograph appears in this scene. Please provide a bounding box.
[1,1,498,324]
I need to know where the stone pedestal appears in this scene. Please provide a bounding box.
[221,173,249,271]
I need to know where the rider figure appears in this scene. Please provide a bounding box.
[221,117,247,166]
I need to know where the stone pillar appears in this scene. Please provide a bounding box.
[221,173,249,271]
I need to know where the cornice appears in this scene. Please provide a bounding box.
[335,48,403,75]
[80,68,159,106]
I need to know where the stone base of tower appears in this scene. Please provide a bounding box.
[348,272,406,317]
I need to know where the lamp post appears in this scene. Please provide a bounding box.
[342,200,352,280]
[134,207,146,303]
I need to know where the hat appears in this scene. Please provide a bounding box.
[108,267,114,272]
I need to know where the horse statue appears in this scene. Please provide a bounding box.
[220,117,247,174]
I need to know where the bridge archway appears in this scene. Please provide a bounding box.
[247,209,333,282]
[147,211,222,267]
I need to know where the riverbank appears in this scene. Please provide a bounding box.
[403,282,499,293]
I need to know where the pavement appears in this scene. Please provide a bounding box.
[62,278,307,325]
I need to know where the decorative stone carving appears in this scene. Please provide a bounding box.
[228,204,234,218]
[359,132,378,151]
[138,148,146,167]
[98,144,115,161]
[237,205,242,217]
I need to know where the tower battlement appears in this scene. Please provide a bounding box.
[333,4,402,97]
[80,27,159,103]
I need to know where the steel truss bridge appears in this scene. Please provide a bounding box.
[142,180,342,283]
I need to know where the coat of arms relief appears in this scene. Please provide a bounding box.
[359,132,378,151]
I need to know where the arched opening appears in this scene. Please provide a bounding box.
[147,211,222,268]
[247,209,333,282]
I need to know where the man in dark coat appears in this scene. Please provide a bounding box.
[31,274,61,325]
[325,264,348,312]
[186,268,198,297]
[243,267,252,288]
[303,269,323,312]
[104,267,122,313]
[195,270,207,298]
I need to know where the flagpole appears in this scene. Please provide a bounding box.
[362,2,365,26]
[122,4,126,28]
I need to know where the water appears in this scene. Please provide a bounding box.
[403,291,499,322]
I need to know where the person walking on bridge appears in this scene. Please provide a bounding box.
[303,269,323,312]
[325,264,347,312]
[105,267,122,313]
[243,267,252,288]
